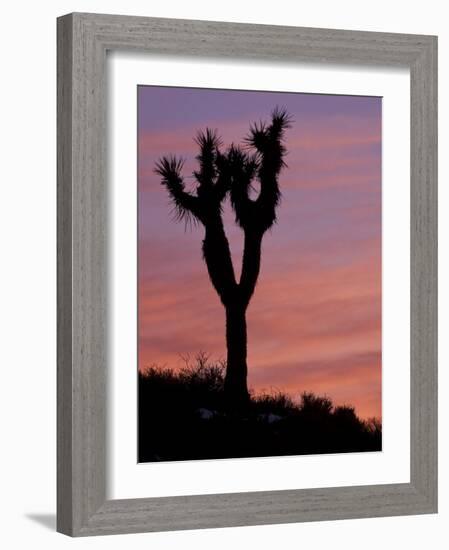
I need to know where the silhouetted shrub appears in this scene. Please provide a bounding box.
[251,390,296,416]
[138,354,382,462]
[300,392,333,416]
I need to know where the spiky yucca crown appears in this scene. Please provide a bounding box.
[155,107,292,230]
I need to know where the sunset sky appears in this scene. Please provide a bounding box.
[138,86,382,419]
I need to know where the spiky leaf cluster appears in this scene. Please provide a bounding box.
[155,107,291,232]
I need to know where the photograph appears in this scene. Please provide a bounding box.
[0,2,440,543]
[137,85,382,462]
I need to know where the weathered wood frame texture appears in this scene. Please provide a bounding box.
[57,12,438,536]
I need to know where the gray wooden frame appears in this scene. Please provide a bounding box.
[57,12,438,537]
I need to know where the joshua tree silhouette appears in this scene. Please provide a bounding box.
[155,108,291,409]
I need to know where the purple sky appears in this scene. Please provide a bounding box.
[138,86,382,419]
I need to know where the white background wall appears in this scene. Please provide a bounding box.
[0,1,446,548]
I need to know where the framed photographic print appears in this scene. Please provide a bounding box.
[57,12,437,536]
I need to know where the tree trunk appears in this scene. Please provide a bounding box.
[240,229,263,306]
[202,219,237,306]
[224,303,249,409]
